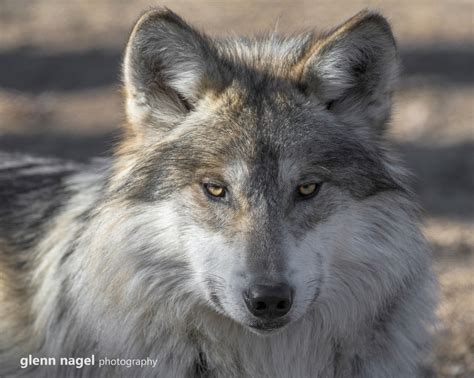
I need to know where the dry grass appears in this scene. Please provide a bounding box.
[424,220,474,377]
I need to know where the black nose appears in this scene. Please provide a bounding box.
[244,283,293,319]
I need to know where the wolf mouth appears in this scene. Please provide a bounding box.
[247,319,289,333]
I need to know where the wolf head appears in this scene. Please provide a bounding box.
[115,9,410,334]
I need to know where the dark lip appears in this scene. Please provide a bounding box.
[247,319,289,333]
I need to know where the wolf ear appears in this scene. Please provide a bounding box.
[123,9,224,128]
[298,11,399,131]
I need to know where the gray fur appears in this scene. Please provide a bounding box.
[0,8,436,377]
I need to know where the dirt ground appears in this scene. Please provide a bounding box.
[0,1,473,376]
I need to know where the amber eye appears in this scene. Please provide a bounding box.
[297,183,320,198]
[203,183,226,199]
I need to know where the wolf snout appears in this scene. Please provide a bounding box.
[243,283,293,320]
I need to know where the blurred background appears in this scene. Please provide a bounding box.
[0,1,472,376]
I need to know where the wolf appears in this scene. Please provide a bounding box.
[0,8,436,377]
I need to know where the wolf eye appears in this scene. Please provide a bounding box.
[297,183,321,198]
[203,183,226,199]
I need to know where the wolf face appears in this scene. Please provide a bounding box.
[117,9,401,333]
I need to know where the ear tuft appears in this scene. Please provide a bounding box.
[123,8,224,128]
[297,10,399,131]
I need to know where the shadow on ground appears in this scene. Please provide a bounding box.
[0,43,473,93]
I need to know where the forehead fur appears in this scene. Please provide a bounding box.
[214,34,313,80]
[117,84,399,201]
